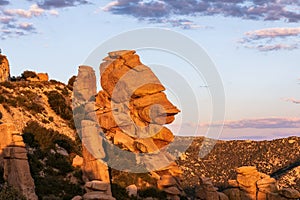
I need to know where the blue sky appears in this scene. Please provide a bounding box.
[0,0,299,139]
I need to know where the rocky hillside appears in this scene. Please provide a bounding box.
[0,79,76,140]
[176,136,300,192]
[0,53,298,199]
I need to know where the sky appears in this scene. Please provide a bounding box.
[0,0,299,140]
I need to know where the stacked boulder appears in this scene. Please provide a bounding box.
[95,50,182,198]
[223,166,300,200]
[83,180,116,200]
[0,123,38,200]
[73,66,115,199]
[195,177,228,200]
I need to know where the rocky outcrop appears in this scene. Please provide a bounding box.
[73,66,114,198]
[26,72,49,82]
[177,137,300,192]
[96,50,183,198]
[0,55,10,82]
[195,177,228,200]
[0,123,38,200]
[223,166,300,200]
[83,180,115,200]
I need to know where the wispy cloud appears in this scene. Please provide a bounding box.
[102,0,300,27]
[0,3,59,39]
[239,27,300,51]
[222,117,300,129]
[4,4,58,18]
[285,98,300,104]
[0,0,88,39]
[0,0,9,6]
[180,117,300,129]
[245,27,300,39]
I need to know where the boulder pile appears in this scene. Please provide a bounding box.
[223,166,300,200]
[195,177,228,200]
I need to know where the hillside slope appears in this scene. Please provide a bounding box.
[176,137,300,192]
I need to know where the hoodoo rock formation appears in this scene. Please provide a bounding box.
[0,123,38,200]
[95,50,183,198]
[0,54,10,82]
[73,50,183,199]
[73,66,115,200]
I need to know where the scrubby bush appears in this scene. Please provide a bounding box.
[67,75,77,90]
[0,81,15,89]
[45,91,73,121]
[22,121,81,154]
[138,187,167,199]
[21,71,37,79]
[0,184,26,200]
[22,121,84,199]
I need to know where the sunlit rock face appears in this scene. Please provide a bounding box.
[95,50,183,198]
[0,55,10,82]
[0,123,38,200]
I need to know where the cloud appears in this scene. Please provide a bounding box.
[239,27,300,51]
[222,117,300,129]
[245,27,300,39]
[37,0,90,9]
[248,43,299,51]
[102,0,300,25]
[285,98,300,104]
[4,4,58,18]
[0,3,59,39]
[0,0,9,6]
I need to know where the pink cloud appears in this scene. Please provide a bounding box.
[285,98,300,104]
[245,27,300,39]
[4,4,59,18]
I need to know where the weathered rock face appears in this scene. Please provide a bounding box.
[195,177,228,200]
[0,123,38,200]
[96,50,182,197]
[223,166,300,200]
[0,55,10,82]
[73,66,114,198]
[26,72,49,82]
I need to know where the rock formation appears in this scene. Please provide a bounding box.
[73,66,114,199]
[0,54,10,82]
[223,166,300,200]
[195,177,228,200]
[95,50,183,198]
[73,50,183,199]
[0,123,38,200]
[26,72,49,82]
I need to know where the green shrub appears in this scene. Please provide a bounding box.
[48,116,54,122]
[22,121,84,199]
[46,153,73,175]
[138,187,167,199]
[67,75,76,90]
[0,184,26,200]
[111,184,134,200]
[21,71,37,79]
[45,91,73,121]
[0,81,15,89]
